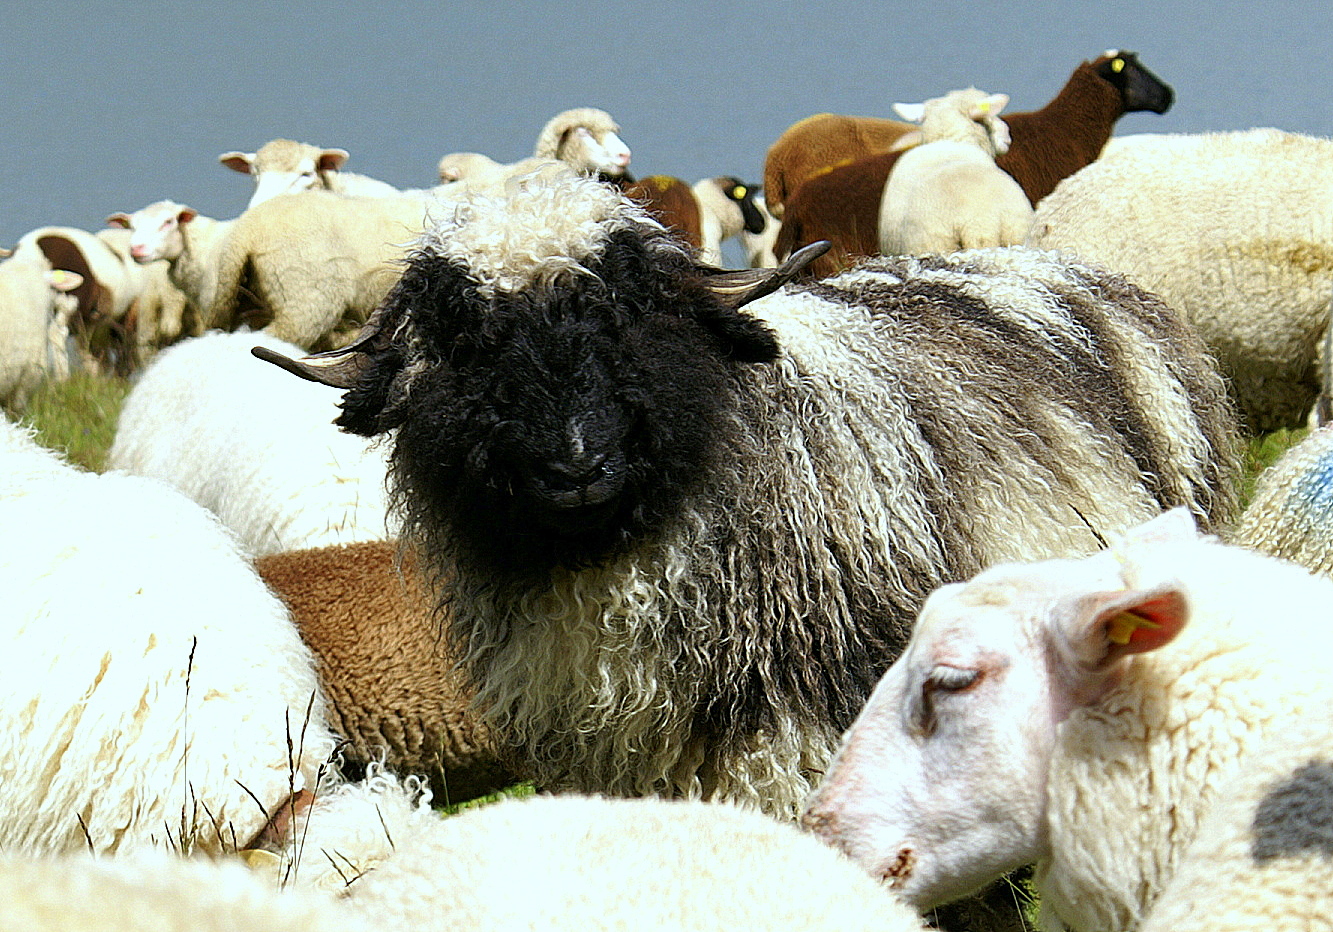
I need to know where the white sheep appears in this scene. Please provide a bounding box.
[279,786,929,931]
[107,329,394,557]
[0,250,83,408]
[106,200,236,333]
[0,417,342,855]
[878,89,1034,255]
[1026,127,1333,433]
[803,507,1333,932]
[220,138,403,208]
[435,150,503,183]
[206,190,428,349]
[0,850,363,932]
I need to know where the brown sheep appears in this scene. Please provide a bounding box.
[254,540,516,805]
[762,113,920,219]
[774,49,1174,278]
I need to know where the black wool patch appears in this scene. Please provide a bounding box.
[1251,760,1333,862]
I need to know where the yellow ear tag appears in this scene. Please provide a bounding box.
[1107,611,1160,645]
[1112,58,1125,73]
[978,101,991,114]
[50,270,70,285]
[732,185,747,199]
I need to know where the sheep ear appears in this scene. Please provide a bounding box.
[45,269,84,293]
[317,148,350,173]
[888,130,925,152]
[219,151,257,175]
[971,93,1009,119]
[701,240,830,308]
[892,101,927,122]
[1058,583,1190,676]
[106,213,132,229]
[1118,507,1200,549]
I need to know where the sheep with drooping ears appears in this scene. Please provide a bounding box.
[776,49,1173,277]
[256,166,1239,820]
[803,508,1333,932]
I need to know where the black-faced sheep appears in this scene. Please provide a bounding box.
[618,174,766,264]
[256,168,1240,820]
[776,50,1173,277]
[804,508,1333,932]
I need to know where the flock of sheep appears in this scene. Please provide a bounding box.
[3,42,1333,932]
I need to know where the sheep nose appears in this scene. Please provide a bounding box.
[546,451,608,490]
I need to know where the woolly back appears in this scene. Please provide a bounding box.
[1042,531,1333,932]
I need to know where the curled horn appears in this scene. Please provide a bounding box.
[702,241,830,308]
[250,303,390,389]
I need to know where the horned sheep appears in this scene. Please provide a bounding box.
[256,167,1240,822]
[804,508,1333,932]
[255,539,514,805]
[1027,127,1333,433]
[775,49,1174,277]
[878,89,1034,255]
[107,330,394,558]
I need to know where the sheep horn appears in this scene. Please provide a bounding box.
[702,241,831,308]
[251,301,394,388]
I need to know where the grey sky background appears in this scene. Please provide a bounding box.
[3,1,1329,249]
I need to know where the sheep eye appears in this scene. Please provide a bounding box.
[928,665,980,692]
[909,665,980,738]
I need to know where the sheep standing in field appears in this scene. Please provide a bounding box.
[0,417,342,855]
[206,190,428,349]
[256,168,1240,822]
[804,508,1333,932]
[220,138,403,208]
[255,539,514,804]
[107,330,393,557]
[1230,424,1333,575]
[106,200,236,333]
[777,49,1173,277]
[1027,128,1333,433]
[879,89,1034,255]
[0,250,83,409]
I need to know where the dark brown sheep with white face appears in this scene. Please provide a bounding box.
[257,167,1239,820]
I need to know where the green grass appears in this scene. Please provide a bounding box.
[5,371,130,472]
[1239,426,1308,509]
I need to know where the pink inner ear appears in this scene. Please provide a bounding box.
[1108,590,1188,657]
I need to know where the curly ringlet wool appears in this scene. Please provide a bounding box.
[283,170,1239,818]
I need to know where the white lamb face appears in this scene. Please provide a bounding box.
[108,202,195,264]
[802,516,1194,910]
[577,126,632,176]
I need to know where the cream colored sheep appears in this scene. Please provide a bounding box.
[1027,127,1333,432]
[0,250,83,408]
[220,138,403,208]
[879,89,1034,255]
[106,200,237,332]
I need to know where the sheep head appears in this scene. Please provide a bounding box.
[1094,49,1174,114]
[255,170,826,578]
